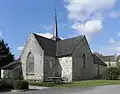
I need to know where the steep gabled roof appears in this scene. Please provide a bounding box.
[92,54,107,66]
[34,33,84,57]
[56,36,84,57]
[34,33,56,56]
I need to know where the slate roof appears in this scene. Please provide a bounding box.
[92,54,107,66]
[1,58,21,69]
[34,33,84,57]
[56,36,84,56]
[34,34,56,56]
[99,55,115,62]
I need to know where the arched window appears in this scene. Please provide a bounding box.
[26,52,34,74]
[82,54,86,68]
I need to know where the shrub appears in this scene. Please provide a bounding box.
[13,80,29,90]
[19,80,29,89]
[29,82,56,87]
[104,67,120,80]
[0,79,13,91]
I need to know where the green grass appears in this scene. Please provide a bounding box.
[29,80,120,88]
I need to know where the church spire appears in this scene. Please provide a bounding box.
[51,10,61,41]
[53,10,58,38]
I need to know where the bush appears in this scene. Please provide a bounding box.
[104,67,120,80]
[29,82,56,87]
[13,80,29,90]
[0,79,13,91]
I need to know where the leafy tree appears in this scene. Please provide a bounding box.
[104,67,120,80]
[0,39,14,68]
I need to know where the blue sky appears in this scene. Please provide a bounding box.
[0,0,120,58]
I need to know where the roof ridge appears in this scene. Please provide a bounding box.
[71,36,85,54]
[93,54,107,66]
[93,54,105,63]
[33,33,55,42]
[59,35,85,42]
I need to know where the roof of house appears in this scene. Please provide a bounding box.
[1,58,21,69]
[99,55,115,62]
[92,54,107,66]
[34,33,84,57]
[56,36,84,56]
[34,34,56,56]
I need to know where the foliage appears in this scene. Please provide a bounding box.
[0,79,13,91]
[0,79,28,91]
[0,39,14,68]
[13,80,29,90]
[104,67,120,80]
[29,82,56,87]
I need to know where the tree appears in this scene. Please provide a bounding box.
[104,67,120,80]
[0,39,14,68]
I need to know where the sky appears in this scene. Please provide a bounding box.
[0,0,120,58]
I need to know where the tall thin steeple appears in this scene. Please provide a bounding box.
[51,10,61,41]
[53,10,58,38]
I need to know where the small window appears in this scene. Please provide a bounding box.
[82,54,86,68]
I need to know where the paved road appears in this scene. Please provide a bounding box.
[1,85,120,94]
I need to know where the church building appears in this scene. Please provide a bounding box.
[19,13,107,82]
[1,13,107,82]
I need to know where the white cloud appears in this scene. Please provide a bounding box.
[18,46,24,51]
[109,11,120,18]
[64,0,118,21]
[64,0,117,21]
[64,0,118,40]
[36,32,53,39]
[117,32,120,37]
[72,20,102,34]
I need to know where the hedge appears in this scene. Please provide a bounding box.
[0,79,29,91]
[13,80,29,90]
[104,67,120,80]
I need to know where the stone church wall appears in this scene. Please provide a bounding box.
[44,56,61,79]
[72,37,95,80]
[20,34,44,82]
[44,56,72,82]
[99,65,106,76]
[58,57,72,82]
[92,64,98,77]
[93,64,107,78]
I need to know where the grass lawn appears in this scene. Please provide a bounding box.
[29,80,120,88]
